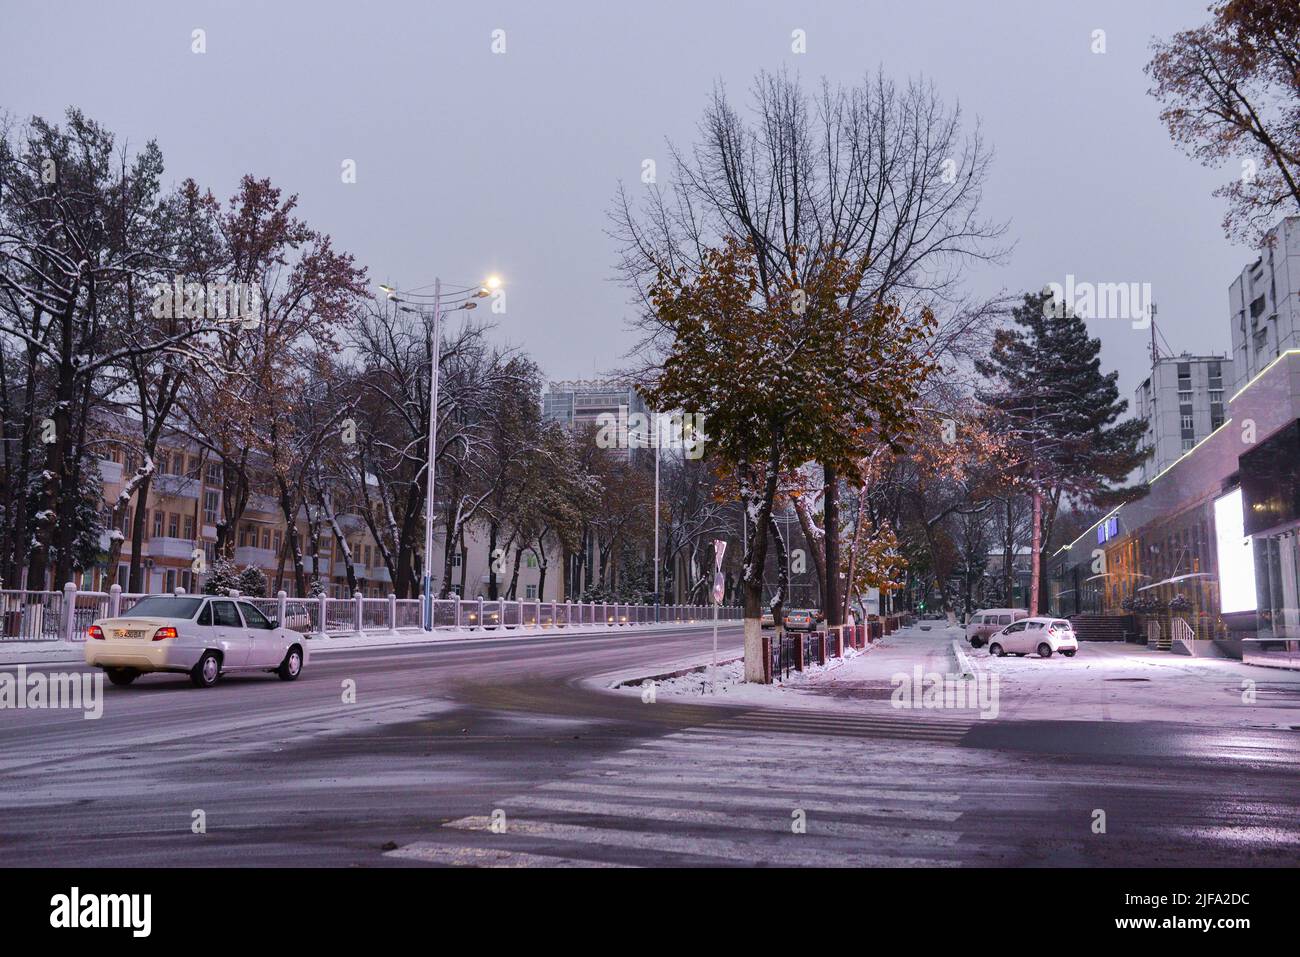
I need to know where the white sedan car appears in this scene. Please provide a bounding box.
[986,616,1079,659]
[85,594,308,688]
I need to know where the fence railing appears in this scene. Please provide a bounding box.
[0,582,741,642]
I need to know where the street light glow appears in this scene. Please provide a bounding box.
[485,274,502,290]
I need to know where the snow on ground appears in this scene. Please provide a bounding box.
[613,623,1300,729]
[629,647,864,706]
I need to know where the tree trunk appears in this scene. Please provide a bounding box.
[822,461,841,627]
[1029,484,1042,617]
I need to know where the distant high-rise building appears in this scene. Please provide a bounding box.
[1228,215,1300,394]
[1135,354,1233,482]
[541,378,648,431]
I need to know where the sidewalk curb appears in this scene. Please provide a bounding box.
[950,639,976,679]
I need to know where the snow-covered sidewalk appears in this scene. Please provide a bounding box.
[604,623,1300,729]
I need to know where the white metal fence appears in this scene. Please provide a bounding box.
[0,583,741,642]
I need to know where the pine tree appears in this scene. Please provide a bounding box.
[236,565,269,598]
[976,291,1147,613]
[203,559,240,596]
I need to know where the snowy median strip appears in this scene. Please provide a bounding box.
[950,639,976,680]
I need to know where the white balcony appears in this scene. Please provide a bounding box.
[97,459,124,485]
[148,537,198,560]
[154,474,200,499]
[246,494,279,515]
[234,545,277,568]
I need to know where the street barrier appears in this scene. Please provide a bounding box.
[2,582,742,642]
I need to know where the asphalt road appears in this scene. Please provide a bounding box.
[2,624,1298,867]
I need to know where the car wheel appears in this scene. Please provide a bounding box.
[969,638,982,648]
[190,651,221,688]
[1062,650,1076,657]
[106,667,139,686]
[277,646,303,681]
[1037,642,1053,658]
[989,643,1005,657]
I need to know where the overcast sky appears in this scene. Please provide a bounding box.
[1,0,1249,408]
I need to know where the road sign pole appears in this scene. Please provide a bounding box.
[710,538,727,694]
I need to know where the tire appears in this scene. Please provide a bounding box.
[1062,650,1076,658]
[106,667,139,686]
[989,643,1005,657]
[190,651,221,688]
[1037,642,1053,658]
[277,645,303,681]
[969,638,982,648]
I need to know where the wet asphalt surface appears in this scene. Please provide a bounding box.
[1,625,1298,867]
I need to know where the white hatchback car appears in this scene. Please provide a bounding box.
[85,595,308,688]
[986,617,1079,659]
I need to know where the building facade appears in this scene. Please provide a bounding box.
[1228,215,1300,394]
[88,431,561,601]
[1134,354,1232,482]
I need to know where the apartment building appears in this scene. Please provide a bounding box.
[1134,354,1232,482]
[89,425,560,601]
[1228,215,1300,394]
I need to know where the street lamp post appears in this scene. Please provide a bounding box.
[381,276,498,630]
[653,410,660,623]
[420,278,441,631]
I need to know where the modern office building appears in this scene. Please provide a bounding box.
[542,378,648,431]
[1134,354,1232,481]
[1228,215,1300,394]
[1052,347,1300,663]
[1052,217,1300,665]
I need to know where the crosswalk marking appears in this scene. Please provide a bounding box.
[385,843,632,868]
[563,770,960,802]
[535,779,963,822]
[386,716,981,867]
[499,793,963,845]
[443,815,957,867]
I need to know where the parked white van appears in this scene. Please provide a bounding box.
[966,608,1029,648]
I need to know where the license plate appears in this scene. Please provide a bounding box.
[112,628,145,640]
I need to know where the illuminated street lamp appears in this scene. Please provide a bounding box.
[378,276,501,629]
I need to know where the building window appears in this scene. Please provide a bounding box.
[170,453,184,476]
[186,455,201,479]
[1181,414,1194,431]
[168,513,179,538]
[183,515,195,540]
[203,491,219,525]
[205,462,222,486]
[273,530,282,554]
[261,529,271,550]
[153,510,164,538]
[526,585,538,599]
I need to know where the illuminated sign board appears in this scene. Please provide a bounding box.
[1213,488,1257,614]
[1097,516,1119,545]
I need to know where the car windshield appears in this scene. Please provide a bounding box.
[124,596,203,619]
